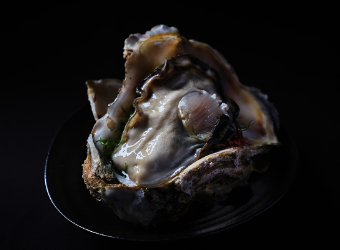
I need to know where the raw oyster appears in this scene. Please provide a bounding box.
[112,54,239,187]
[82,25,280,226]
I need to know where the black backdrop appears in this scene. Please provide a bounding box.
[2,3,339,249]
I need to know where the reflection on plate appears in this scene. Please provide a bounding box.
[45,104,298,241]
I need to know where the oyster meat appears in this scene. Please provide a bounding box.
[82,25,280,226]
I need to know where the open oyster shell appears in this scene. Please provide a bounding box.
[82,25,280,226]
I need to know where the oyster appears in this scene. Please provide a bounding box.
[113,54,239,187]
[82,25,280,226]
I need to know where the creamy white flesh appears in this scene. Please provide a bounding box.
[112,57,231,187]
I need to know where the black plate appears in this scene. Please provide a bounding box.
[45,103,298,241]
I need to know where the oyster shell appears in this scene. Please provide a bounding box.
[86,79,122,120]
[82,25,280,226]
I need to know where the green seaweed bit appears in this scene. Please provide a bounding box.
[96,137,120,149]
[121,100,135,118]
[95,139,129,177]
[235,117,254,132]
[96,103,134,176]
[96,137,120,164]
[118,103,135,133]
[121,105,130,117]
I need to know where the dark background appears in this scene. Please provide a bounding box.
[2,3,339,249]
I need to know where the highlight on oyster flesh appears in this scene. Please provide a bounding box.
[82,25,280,227]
